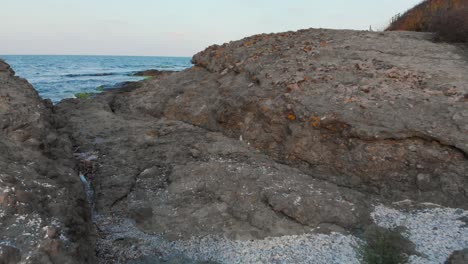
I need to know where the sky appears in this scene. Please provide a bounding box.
[0,0,422,57]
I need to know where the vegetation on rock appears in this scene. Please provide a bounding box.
[358,226,416,264]
[75,92,93,99]
[386,0,468,43]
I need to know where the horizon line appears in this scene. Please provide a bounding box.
[0,54,193,58]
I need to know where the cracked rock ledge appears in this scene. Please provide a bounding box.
[1,28,467,264]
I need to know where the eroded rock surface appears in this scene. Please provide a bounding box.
[51,28,468,263]
[115,29,468,207]
[0,60,95,263]
[2,27,468,263]
[55,86,372,262]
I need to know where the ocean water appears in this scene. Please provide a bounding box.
[0,55,192,103]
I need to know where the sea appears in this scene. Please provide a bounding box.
[0,55,192,103]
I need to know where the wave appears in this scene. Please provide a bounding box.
[64,72,125,77]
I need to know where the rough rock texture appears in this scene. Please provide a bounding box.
[115,29,468,207]
[51,28,468,263]
[2,27,468,263]
[0,60,95,263]
[372,203,468,263]
[55,89,372,262]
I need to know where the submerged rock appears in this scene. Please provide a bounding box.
[132,69,176,78]
[100,81,142,91]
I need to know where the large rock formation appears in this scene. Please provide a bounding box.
[1,28,468,263]
[54,78,372,262]
[108,29,468,207]
[52,28,468,262]
[0,60,95,263]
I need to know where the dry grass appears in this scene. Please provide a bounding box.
[430,7,468,42]
[386,0,468,43]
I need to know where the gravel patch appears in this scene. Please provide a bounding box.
[97,204,468,263]
[372,204,468,264]
[169,233,360,264]
[96,216,360,264]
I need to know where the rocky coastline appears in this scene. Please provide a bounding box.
[1,28,467,263]
[132,69,176,78]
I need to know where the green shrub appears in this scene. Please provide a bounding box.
[358,226,416,264]
[74,92,93,99]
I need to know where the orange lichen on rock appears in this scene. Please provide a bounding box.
[286,83,300,93]
[190,66,205,71]
[310,116,321,128]
[145,130,159,138]
[243,40,256,47]
[344,97,358,103]
[298,76,310,85]
[287,113,296,121]
[214,47,225,58]
[260,105,270,112]
[303,46,313,52]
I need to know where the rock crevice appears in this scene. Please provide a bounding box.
[1,28,468,263]
[0,60,96,263]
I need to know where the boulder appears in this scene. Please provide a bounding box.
[0,60,95,263]
[116,29,468,207]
